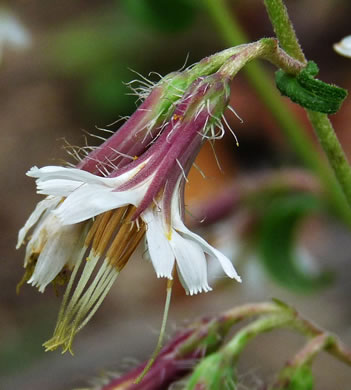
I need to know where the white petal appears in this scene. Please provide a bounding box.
[17,196,60,249]
[27,166,109,184]
[28,221,85,292]
[170,230,212,295]
[24,212,62,266]
[36,179,84,197]
[28,164,145,188]
[54,184,143,225]
[173,214,241,282]
[143,209,175,279]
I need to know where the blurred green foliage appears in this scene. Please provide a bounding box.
[49,8,166,119]
[256,193,333,292]
[0,305,55,376]
[121,0,199,32]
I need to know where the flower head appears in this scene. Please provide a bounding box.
[18,72,241,353]
[17,69,189,292]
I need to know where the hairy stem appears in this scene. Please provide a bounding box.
[218,38,304,79]
[263,0,306,63]
[264,0,351,213]
[223,302,351,368]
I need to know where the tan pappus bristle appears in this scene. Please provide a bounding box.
[84,213,105,247]
[83,205,146,273]
[114,223,146,269]
[84,207,127,252]
[94,207,127,255]
[92,210,114,249]
[105,211,136,264]
[106,207,146,270]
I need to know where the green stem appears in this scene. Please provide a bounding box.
[177,301,351,373]
[203,0,351,227]
[263,0,306,63]
[308,112,351,205]
[177,302,280,357]
[288,334,331,366]
[223,313,293,361]
[263,0,351,213]
[268,334,330,390]
[222,302,351,368]
[291,306,351,367]
[217,38,304,79]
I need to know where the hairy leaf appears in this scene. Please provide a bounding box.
[275,61,347,114]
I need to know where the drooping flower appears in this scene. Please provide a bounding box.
[17,44,251,296]
[16,70,189,293]
[18,72,241,353]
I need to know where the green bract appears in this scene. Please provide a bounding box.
[184,352,237,390]
[275,61,348,114]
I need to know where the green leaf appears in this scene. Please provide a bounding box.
[50,28,115,75]
[257,193,333,292]
[121,0,198,32]
[275,61,347,114]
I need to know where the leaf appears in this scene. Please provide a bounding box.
[121,0,199,32]
[275,61,347,114]
[257,193,333,293]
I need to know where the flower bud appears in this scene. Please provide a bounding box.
[99,319,224,390]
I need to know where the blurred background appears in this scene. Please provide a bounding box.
[1,0,351,389]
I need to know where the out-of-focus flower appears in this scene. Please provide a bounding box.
[88,301,351,390]
[0,9,31,61]
[92,308,240,390]
[96,325,211,390]
[333,35,351,58]
[18,73,241,352]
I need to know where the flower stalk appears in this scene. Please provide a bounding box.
[269,334,331,390]
[204,0,351,227]
[218,38,304,80]
[263,0,306,64]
